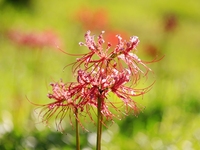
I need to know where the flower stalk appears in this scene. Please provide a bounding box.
[75,109,80,150]
[96,97,103,150]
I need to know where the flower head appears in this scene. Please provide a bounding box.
[36,31,157,131]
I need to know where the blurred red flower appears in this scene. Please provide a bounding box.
[163,13,178,32]
[143,43,160,58]
[74,6,108,30]
[6,29,61,48]
[104,30,129,46]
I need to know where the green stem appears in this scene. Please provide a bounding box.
[75,110,80,150]
[96,97,103,150]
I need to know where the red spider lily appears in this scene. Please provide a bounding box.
[7,29,61,48]
[35,31,157,131]
[72,31,153,84]
[35,81,82,131]
[74,6,108,30]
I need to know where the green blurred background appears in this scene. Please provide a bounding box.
[0,0,200,149]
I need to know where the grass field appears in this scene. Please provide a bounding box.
[0,0,200,149]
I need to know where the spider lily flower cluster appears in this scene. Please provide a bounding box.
[38,30,155,130]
